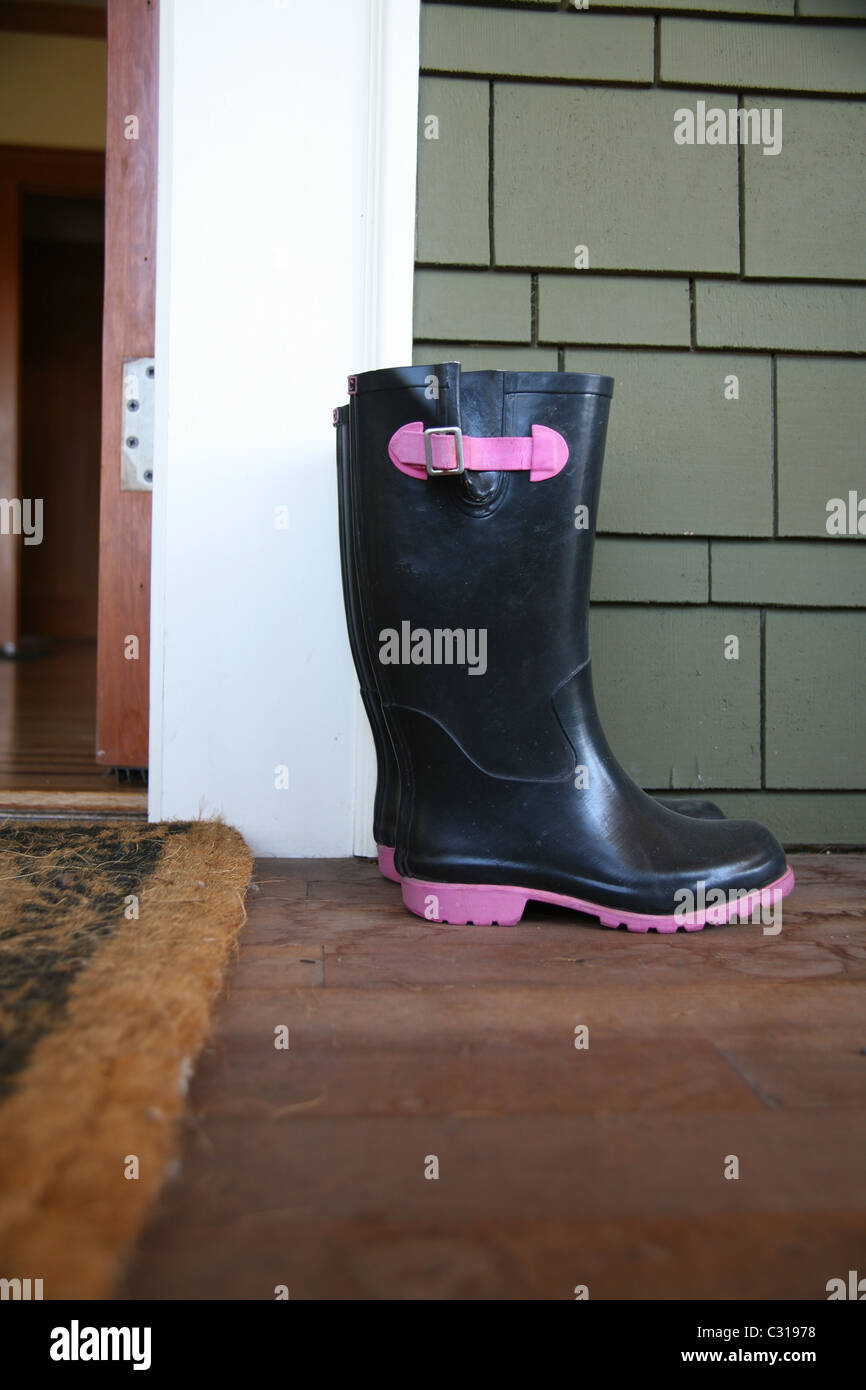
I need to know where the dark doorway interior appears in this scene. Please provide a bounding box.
[0,189,144,813]
[20,192,104,640]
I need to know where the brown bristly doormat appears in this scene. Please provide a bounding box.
[0,819,252,1299]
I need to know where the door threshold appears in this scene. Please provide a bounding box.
[0,789,148,818]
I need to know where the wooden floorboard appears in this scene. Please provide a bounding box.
[0,641,146,808]
[120,852,866,1300]
[0,789,147,812]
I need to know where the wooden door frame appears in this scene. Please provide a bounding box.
[0,146,105,653]
[95,0,158,769]
[0,5,106,40]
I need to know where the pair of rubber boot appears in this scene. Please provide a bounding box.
[334,363,793,930]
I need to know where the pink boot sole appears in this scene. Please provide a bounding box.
[400,867,795,932]
[377,845,401,883]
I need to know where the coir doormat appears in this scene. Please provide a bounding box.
[0,819,252,1299]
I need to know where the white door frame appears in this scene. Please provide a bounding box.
[148,0,419,858]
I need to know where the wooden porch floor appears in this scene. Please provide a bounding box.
[121,851,866,1300]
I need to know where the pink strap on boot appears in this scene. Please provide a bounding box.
[388,422,569,483]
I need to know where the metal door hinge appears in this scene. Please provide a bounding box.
[121,357,155,491]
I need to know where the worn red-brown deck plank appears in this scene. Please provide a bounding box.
[120,852,866,1300]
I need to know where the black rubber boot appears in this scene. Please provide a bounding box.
[336,381,726,884]
[338,364,792,930]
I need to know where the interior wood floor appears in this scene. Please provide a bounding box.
[0,641,146,811]
[120,851,866,1301]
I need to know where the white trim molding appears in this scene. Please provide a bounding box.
[352,0,421,856]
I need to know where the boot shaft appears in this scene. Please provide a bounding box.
[347,364,613,782]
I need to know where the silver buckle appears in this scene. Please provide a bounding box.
[424,426,464,477]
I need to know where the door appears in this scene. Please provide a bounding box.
[95,0,159,769]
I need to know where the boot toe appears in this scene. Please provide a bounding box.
[722,818,788,891]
